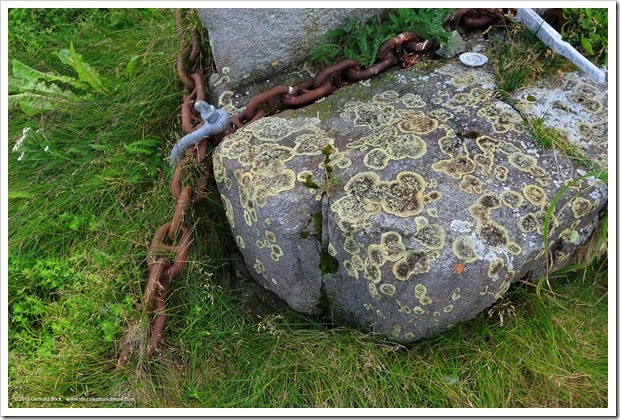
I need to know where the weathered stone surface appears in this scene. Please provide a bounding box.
[435,31,467,59]
[199,8,388,96]
[213,59,607,343]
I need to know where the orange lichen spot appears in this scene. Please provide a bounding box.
[455,263,465,274]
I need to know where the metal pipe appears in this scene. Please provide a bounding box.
[169,100,230,166]
[511,8,606,84]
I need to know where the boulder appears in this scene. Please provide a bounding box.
[199,8,388,96]
[213,59,607,343]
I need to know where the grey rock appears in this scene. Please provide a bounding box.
[213,60,608,343]
[199,8,388,97]
[435,31,467,59]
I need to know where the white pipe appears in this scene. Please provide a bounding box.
[512,8,606,84]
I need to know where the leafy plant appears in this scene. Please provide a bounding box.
[9,42,108,115]
[562,8,608,67]
[309,9,454,68]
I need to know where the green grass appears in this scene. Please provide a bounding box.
[492,21,576,100]
[7,9,608,409]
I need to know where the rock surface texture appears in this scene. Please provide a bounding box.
[199,8,388,96]
[213,59,607,343]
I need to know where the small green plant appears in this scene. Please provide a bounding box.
[493,22,574,99]
[526,113,593,169]
[562,8,608,67]
[539,171,608,296]
[309,9,454,68]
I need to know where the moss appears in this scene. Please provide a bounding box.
[303,174,320,189]
[320,249,339,274]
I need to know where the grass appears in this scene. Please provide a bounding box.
[492,20,577,100]
[7,8,609,409]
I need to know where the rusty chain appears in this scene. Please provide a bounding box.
[230,32,434,132]
[117,13,437,368]
[117,10,212,368]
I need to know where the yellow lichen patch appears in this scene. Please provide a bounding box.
[253,259,266,277]
[571,196,593,218]
[427,208,438,218]
[523,185,547,207]
[368,283,380,299]
[487,258,505,278]
[508,152,545,176]
[351,254,364,271]
[438,132,465,157]
[506,242,521,255]
[500,190,524,210]
[443,305,454,313]
[396,110,438,134]
[404,332,415,340]
[451,288,461,301]
[364,264,382,283]
[493,280,511,299]
[367,244,386,266]
[477,103,525,133]
[379,283,396,296]
[452,236,478,263]
[476,136,502,154]
[476,220,509,249]
[494,165,509,181]
[575,121,607,144]
[328,243,337,257]
[344,236,361,254]
[431,155,476,179]
[400,92,426,108]
[344,260,359,279]
[473,153,494,175]
[380,231,406,262]
[244,116,319,142]
[293,133,333,155]
[459,174,484,195]
[413,306,425,314]
[393,250,438,281]
[570,84,603,113]
[373,90,400,104]
[468,203,491,222]
[414,284,433,305]
[518,212,538,233]
[221,194,235,228]
[429,108,454,122]
[236,235,245,249]
[270,245,284,261]
[363,148,390,169]
[477,192,501,210]
[412,216,446,250]
[340,101,396,127]
[385,134,427,160]
[381,172,427,217]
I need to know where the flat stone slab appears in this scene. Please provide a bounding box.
[213,58,607,342]
[200,8,388,96]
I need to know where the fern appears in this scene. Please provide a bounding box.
[309,8,454,69]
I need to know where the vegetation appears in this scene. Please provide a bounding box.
[309,9,455,68]
[562,8,608,67]
[7,8,608,409]
[492,21,575,100]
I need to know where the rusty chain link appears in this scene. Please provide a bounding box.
[118,13,437,368]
